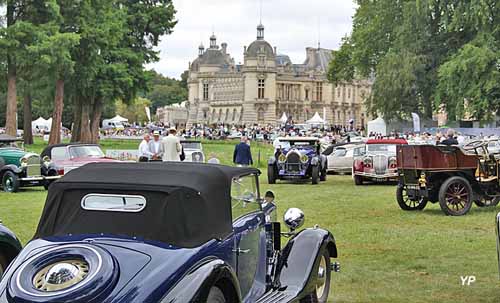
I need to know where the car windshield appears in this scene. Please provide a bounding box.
[69,145,104,158]
[0,142,20,148]
[231,174,260,220]
[367,144,397,154]
[181,142,201,149]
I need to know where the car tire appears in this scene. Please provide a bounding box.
[438,176,473,216]
[2,171,20,193]
[312,166,319,185]
[474,197,500,207]
[320,167,327,182]
[267,165,277,184]
[354,174,363,186]
[396,185,427,211]
[0,253,7,277]
[301,248,331,303]
[207,286,226,303]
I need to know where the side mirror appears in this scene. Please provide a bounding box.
[283,208,305,232]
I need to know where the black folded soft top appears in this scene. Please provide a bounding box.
[34,162,260,248]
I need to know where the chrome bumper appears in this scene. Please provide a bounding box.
[354,172,398,179]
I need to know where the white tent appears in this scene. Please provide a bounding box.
[109,115,129,122]
[32,117,51,132]
[367,117,387,136]
[306,112,326,124]
[279,113,288,124]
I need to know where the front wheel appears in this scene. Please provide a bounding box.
[312,166,319,185]
[267,165,277,184]
[396,185,427,211]
[2,171,20,193]
[354,174,363,186]
[207,286,226,303]
[301,248,331,303]
[474,197,500,207]
[438,176,473,216]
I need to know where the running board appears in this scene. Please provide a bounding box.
[255,289,294,303]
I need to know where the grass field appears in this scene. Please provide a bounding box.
[1,139,500,302]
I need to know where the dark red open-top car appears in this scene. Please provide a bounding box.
[396,140,500,216]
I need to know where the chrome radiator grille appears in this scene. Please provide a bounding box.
[286,153,301,172]
[373,155,387,175]
[26,155,41,177]
[191,152,204,163]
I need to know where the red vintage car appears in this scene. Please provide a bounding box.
[41,143,121,175]
[396,141,500,216]
[352,139,408,185]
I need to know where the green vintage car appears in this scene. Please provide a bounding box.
[0,135,60,192]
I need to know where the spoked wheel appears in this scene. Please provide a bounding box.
[2,171,20,193]
[396,185,427,211]
[301,248,331,303]
[474,197,500,207]
[438,176,473,216]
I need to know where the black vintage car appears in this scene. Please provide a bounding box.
[0,162,339,302]
[397,141,500,216]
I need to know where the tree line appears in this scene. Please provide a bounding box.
[0,0,178,144]
[328,0,499,123]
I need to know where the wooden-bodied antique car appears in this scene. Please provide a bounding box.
[0,162,339,303]
[396,140,500,216]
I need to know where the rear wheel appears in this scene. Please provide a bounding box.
[320,166,327,182]
[438,176,473,216]
[474,197,500,207]
[312,166,319,184]
[2,171,20,193]
[207,286,226,303]
[354,174,363,186]
[267,165,276,184]
[396,185,427,211]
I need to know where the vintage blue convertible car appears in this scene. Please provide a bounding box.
[268,137,328,184]
[0,162,339,303]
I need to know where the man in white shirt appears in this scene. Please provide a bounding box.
[138,134,153,162]
[161,127,182,162]
[148,130,163,161]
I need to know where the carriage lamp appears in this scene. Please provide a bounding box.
[20,158,28,167]
[418,172,427,187]
[300,154,309,163]
[278,154,287,163]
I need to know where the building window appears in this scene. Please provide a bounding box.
[203,84,209,101]
[257,107,265,122]
[232,108,237,121]
[225,108,229,122]
[348,88,351,99]
[258,55,266,67]
[305,88,309,100]
[337,86,341,98]
[316,82,323,102]
[258,79,265,99]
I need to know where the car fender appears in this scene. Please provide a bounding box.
[0,165,22,177]
[277,228,337,299]
[161,258,241,303]
[268,156,276,165]
[353,159,364,172]
[0,224,22,265]
[310,157,319,166]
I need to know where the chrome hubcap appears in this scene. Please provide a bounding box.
[316,256,327,298]
[33,259,89,292]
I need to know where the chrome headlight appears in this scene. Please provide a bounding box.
[363,157,372,168]
[278,154,287,163]
[33,259,89,292]
[20,158,28,167]
[193,154,201,162]
[300,154,309,163]
[43,156,52,167]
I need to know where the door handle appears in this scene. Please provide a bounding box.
[233,248,251,254]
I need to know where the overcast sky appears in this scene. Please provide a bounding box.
[147,0,356,79]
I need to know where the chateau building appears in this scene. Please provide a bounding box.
[186,24,372,128]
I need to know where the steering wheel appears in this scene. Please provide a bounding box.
[462,140,487,151]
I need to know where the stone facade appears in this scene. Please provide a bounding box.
[186,24,372,128]
[156,102,188,127]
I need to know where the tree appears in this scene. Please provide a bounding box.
[145,70,188,112]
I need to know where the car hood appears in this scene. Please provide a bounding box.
[282,147,316,157]
[0,236,214,303]
[54,157,120,166]
[0,148,27,158]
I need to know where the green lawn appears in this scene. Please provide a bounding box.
[1,139,500,302]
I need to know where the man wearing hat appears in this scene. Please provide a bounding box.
[161,127,182,162]
[149,130,163,161]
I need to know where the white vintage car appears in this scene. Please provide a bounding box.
[181,140,205,163]
[325,143,366,174]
